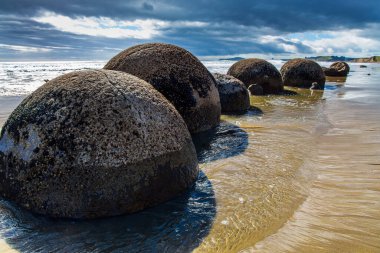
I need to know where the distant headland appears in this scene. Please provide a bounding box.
[219,56,380,63]
[305,56,380,63]
[219,57,245,61]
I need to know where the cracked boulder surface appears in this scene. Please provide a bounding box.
[104,43,221,134]
[281,59,326,89]
[0,69,199,219]
[323,61,350,77]
[227,58,283,94]
[212,73,250,113]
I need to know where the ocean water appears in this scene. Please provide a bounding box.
[0,60,379,253]
[0,61,105,96]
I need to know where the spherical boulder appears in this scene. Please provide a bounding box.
[227,58,283,94]
[248,84,264,96]
[212,73,250,113]
[0,70,199,219]
[322,67,340,77]
[104,43,221,134]
[323,61,350,77]
[281,59,325,89]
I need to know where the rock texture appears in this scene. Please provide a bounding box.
[227,58,283,94]
[104,43,221,133]
[212,73,250,113]
[0,70,199,219]
[322,67,340,77]
[280,59,325,89]
[323,61,350,77]
[248,84,264,96]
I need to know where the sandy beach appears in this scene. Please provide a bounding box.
[0,61,379,252]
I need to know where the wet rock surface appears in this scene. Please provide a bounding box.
[104,43,221,133]
[227,58,283,94]
[248,84,264,96]
[281,59,326,89]
[323,61,350,77]
[212,73,250,113]
[0,69,199,219]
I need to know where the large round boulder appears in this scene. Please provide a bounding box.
[227,58,283,94]
[322,67,340,77]
[323,61,350,76]
[0,70,199,219]
[281,59,325,89]
[212,73,250,113]
[248,84,264,96]
[104,43,221,134]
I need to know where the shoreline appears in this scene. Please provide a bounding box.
[0,96,25,129]
[0,60,379,252]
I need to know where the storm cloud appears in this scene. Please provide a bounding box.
[0,0,379,60]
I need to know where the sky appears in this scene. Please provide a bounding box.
[0,0,380,61]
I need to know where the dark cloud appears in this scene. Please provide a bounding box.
[142,2,154,11]
[0,15,145,61]
[0,0,379,60]
[1,0,379,32]
[0,15,285,60]
[268,37,315,54]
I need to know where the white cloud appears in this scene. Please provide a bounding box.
[301,29,380,55]
[258,28,380,56]
[171,21,208,28]
[32,11,208,39]
[0,44,52,52]
[258,35,303,53]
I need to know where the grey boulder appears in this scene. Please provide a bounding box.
[0,70,199,219]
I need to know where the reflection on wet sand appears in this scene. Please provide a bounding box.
[195,87,326,252]
[246,100,380,253]
[325,76,347,83]
[195,67,380,252]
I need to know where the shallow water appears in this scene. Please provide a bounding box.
[0,61,379,252]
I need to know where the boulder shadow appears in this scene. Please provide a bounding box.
[249,89,298,97]
[221,106,263,116]
[245,106,264,116]
[192,121,249,163]
[0,171,216,253]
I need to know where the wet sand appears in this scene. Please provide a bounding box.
[0,96,24,129]
[248,100,380,253]
[195,63,380,252]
